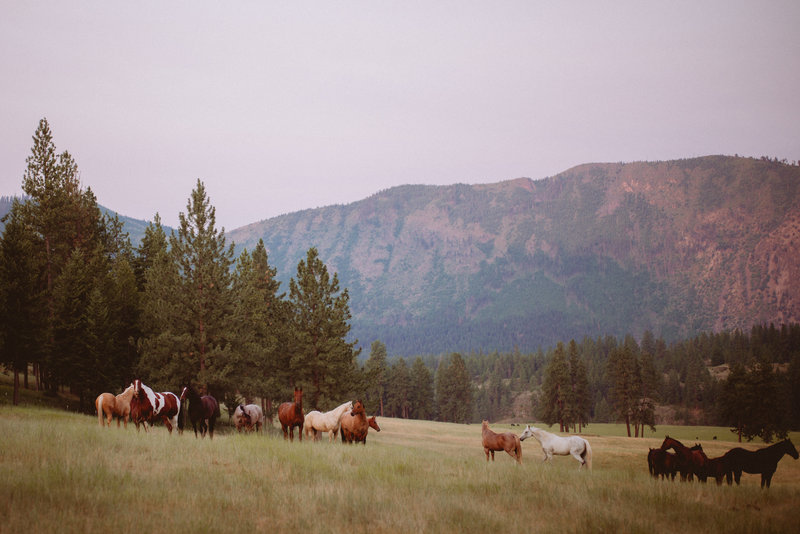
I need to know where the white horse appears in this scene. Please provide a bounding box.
[519,425,592,470]
[233,404,264,433]
[303,400,353,442]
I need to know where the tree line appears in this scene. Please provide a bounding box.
[1,119,798,438]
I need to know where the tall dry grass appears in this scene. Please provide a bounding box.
[1,406,798,533]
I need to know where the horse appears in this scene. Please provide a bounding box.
[132,379,181,434]
[482,421,522,464]
[340,400,370,444]
[95,384,135,428]
[660,436,708,481]
[278,387,304,441]
[703,455,731,486]
[179,385,220,439]
[722,439,798,488]
[233,404,264,433]
[648,448,678,480]
[520,424,591,469]
[303,400,353,442]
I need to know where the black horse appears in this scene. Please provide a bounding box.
[722,438,798,488]
[178,385,221,439]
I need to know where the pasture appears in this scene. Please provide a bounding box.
[1,406,799,534]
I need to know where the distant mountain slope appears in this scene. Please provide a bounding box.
[230,156,800,356]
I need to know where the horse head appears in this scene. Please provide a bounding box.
[784,439,799,460]
[179,386,189,401]
[239,406,252,427]
[368,416,381,432]
[519,424,535,441]
[350,400,365,416]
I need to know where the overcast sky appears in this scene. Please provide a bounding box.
[2,1,799,229]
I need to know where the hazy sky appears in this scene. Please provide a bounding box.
[2,1,799,230]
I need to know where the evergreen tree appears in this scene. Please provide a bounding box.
[567,340,592,433]
[538,342,570,431]
[364,340,388,416]
[288,247,360,409]
[386,358,411,418]
[435,353,472,423]
[607,344,639,436]
[409,356,435,420]
[138,180,235,393]
[0,204,43,404]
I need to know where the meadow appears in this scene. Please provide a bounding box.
[1,405,799,534]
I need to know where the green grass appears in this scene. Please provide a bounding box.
[2,405,799,533]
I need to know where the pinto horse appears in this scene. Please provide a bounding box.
[304,400,353,442]
[340,400,370,444]
[132,379,181,434]
[234,404,265,433]
[179,385,220,439]
[95,384,135,428]
[660,436,708,481]
[520,425,590,469]
[278,387,304,441]
[722,439,798,488]
[483,420,522,464]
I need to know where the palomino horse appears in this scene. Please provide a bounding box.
[179,385,220,439]
[234,404,265,433]
[278,387,304,441]
[132,379,181,434]
[482,420,522,464]
[722,438,798,488]
[660,436,707,481]
[519,425,591,469]
[340,400,370,444]
[95,384,135,428]
[303,400,353,442]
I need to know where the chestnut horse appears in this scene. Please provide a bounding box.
[179,385,220,439]
[340,400,370,444]
[132,379,181,434]
[483,420,522,464]
[95,384,135,428]
[278,387,304,441]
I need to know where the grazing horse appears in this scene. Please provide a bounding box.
[340,400,370,444]
[303,400,353,442]
[132,379,181,434]
[722,439,798,488]
[520,425,591,469]
[660,436,708,481]
[482,421,522,464]
[234,404,264,433]
[179,385,220,439]
[95,384,135,428]
[278,387,304,441]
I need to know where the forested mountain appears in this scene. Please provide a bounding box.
[229,156,800,356]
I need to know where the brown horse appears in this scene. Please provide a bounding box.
[340,400,370,444]
[278,387,304,441]
[648,448,678,480]
[660,436,708,481]
[95,384,135,428]
[482,420,522,464]
[722,439,798,488]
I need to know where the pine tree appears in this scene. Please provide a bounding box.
[288,247,360,409]
[138,180,235,393]
[607,344,639,437]
[364,340,388,416]
[386,358,411,418]
[409,356,435,420]
[435,353,472,423]
[539,342,570,431]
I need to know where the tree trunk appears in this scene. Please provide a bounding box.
[13,367,20,406]
[625,414,631,437]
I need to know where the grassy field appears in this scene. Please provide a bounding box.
[1,405,799,534]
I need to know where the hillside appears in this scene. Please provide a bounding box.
[229,156,800,356]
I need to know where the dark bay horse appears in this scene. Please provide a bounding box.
[648,448,678,480]
[132,379,181,434]
[179,385,220,439]
[660,436,707,481]
[722,439,798,488]
[278,387,304,441]
[482,420,522,464]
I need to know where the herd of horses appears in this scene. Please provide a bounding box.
[649,435,799,488]
[95,382,380,444]
[96,384,795,487]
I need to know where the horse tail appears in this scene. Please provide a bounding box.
[582,439,593,470]
[96,395,104,426]
[214,398,221,419]
[515,435,523,463]
[177,400,185,432]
